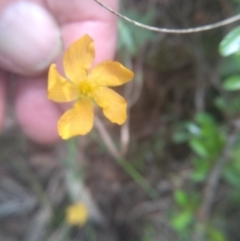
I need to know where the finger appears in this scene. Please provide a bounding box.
[0,70,7,131]
[14,76,61,144]
[0,1,62,75]
[14,0,119,144]
[47,0,118,64]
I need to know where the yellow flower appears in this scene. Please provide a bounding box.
[66,202,88,226]
[48,34,134,139]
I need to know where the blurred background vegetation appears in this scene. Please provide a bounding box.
[1,0,240,240]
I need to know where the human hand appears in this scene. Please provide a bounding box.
[0,0,118,143]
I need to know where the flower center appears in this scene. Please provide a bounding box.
[78,80,94,97]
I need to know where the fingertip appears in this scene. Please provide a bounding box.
[0,1,62,75]
[15,76,61,144]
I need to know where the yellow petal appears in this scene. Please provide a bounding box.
[94,87,127,124]
[66,202,88,226]
[64,34,95,83]
[88,61,134,87]
[48,64,79,102]
[58,98,94,139]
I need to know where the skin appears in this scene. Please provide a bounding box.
[0,0,118,144]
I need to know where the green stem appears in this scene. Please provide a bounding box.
[115,157,158,199]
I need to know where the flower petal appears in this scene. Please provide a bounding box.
[64,34,95,83]
[58,98,94,139]
[48,64,79,102]
[88,61,134,87]
[94,87,127,124]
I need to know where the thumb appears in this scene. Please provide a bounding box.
[0,1,62,76]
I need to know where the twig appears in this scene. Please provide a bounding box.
[193,124,239,241]
[120,118,130,156]
[93,0,240,34]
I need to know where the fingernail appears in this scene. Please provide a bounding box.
[0,1,62,75]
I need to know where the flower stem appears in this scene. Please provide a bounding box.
[116,157,158,199]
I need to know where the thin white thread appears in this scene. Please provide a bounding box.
[93,0,240,34]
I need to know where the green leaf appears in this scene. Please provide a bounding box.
[220,55,240,76]
[118,7,156,56]
[223,75,240,91]
[208,227,227,241]
[224,169,240,187]
[195,113,215,127]
[224,156,240,187]
[219,26,240,56]
[191,158,210,182]
[118,20,135,54]
[190,139,208,157]
[174,190,189,208]
[172,132,189,143]
[187,123,201,135]
[171,211,193,232]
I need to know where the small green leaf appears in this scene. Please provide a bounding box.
[171,211,193,231]
[118,20,135,54]
[191,165,208,182]
[220,26,240,56]
[208,227,227,241]
[187,123,201,135]
[190,139,208,157]
[174,190,189,207]
[223,75,240,91]
[195,113,215,127]
[172,132,189,143]
[224,170,240,187]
